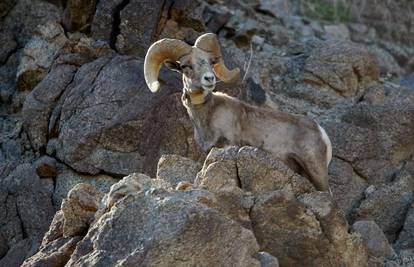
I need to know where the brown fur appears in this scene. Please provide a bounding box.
[183,91,330,191]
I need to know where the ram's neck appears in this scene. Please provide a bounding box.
[181,91,220,152]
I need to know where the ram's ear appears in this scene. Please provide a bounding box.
[164,60,182,73]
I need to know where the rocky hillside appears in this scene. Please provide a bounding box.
[0,0,413,266]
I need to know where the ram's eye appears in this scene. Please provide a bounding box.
[211,58,219,65]
[180,64,192,70]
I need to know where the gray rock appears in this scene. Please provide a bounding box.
[91,0,124,42]
[354,174,414,242]
[352,220,395,258]
[196,146,314,195]
[156,154,201,187]
[0,30,17,64]
[53,168,117,208]
[368,45,404,76]
[328,158,367,218]
[0,0,16,18]
[256,0,294,19]
[116,0,166,57]
[54,54,203,177]
[255,251,279,267]
[400,75,414,90]
[92,0,169,57]
[395,192,414,250]
[62,0,97,32]
[1,164,55,244]
[250,190,368,267]
[0,232,8,259]
[400,249,414,266]
[22,40,109,151]
[303,40,379,98]
[0,188,23,247]
[100,173,155,211]
[16,22,68,91]
[40,211,64,247]
[2,0,61,45]
[61,184,103,237]
[21,236,82,267]
[0,239,32,267]
[326,84,414,185]
[66,189,261,266]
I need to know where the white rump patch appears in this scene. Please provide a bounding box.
[317,124,332,167]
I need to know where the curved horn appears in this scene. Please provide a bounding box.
[144,38,192,92]
[195,33,240,83]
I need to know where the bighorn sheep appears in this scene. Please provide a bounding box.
[144,33,332,191]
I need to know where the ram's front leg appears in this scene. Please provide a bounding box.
[194,128,223,152]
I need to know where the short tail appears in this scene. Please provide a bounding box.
[317,124,332,167]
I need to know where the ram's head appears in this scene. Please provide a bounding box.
[144,33,240,94]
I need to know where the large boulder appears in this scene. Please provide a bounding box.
[22,37,204,178]
[22,38,110,151]
[66,189,261,266]
[326,84,414,185]
[251,190,369,267]
[22,146,381,266]
[53,54,203,176]
[353,173,414,242]
[302,40,379,98]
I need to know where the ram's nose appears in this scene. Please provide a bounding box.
[203,73,215,84]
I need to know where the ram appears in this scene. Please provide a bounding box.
[144,33,332,191]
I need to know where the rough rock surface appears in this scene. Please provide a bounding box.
[156,154,201,187]
[16,22,68,91]
[53,54,203,176]
[302,40,379,98]
[2,0,62,45]
[67,190,261,267]
[2,0,414,265]
[24,146,376,266]
[62,0,97,32]
[0,164,55,266]
[352,220,395,259]
[395,204,414,251]
[61,184,103,237]
[53,168,117,208]
[251,190,368,267]
[353,171,414,242]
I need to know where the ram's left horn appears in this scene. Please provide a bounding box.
[144,39,192,92]
[194,33,240,83]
